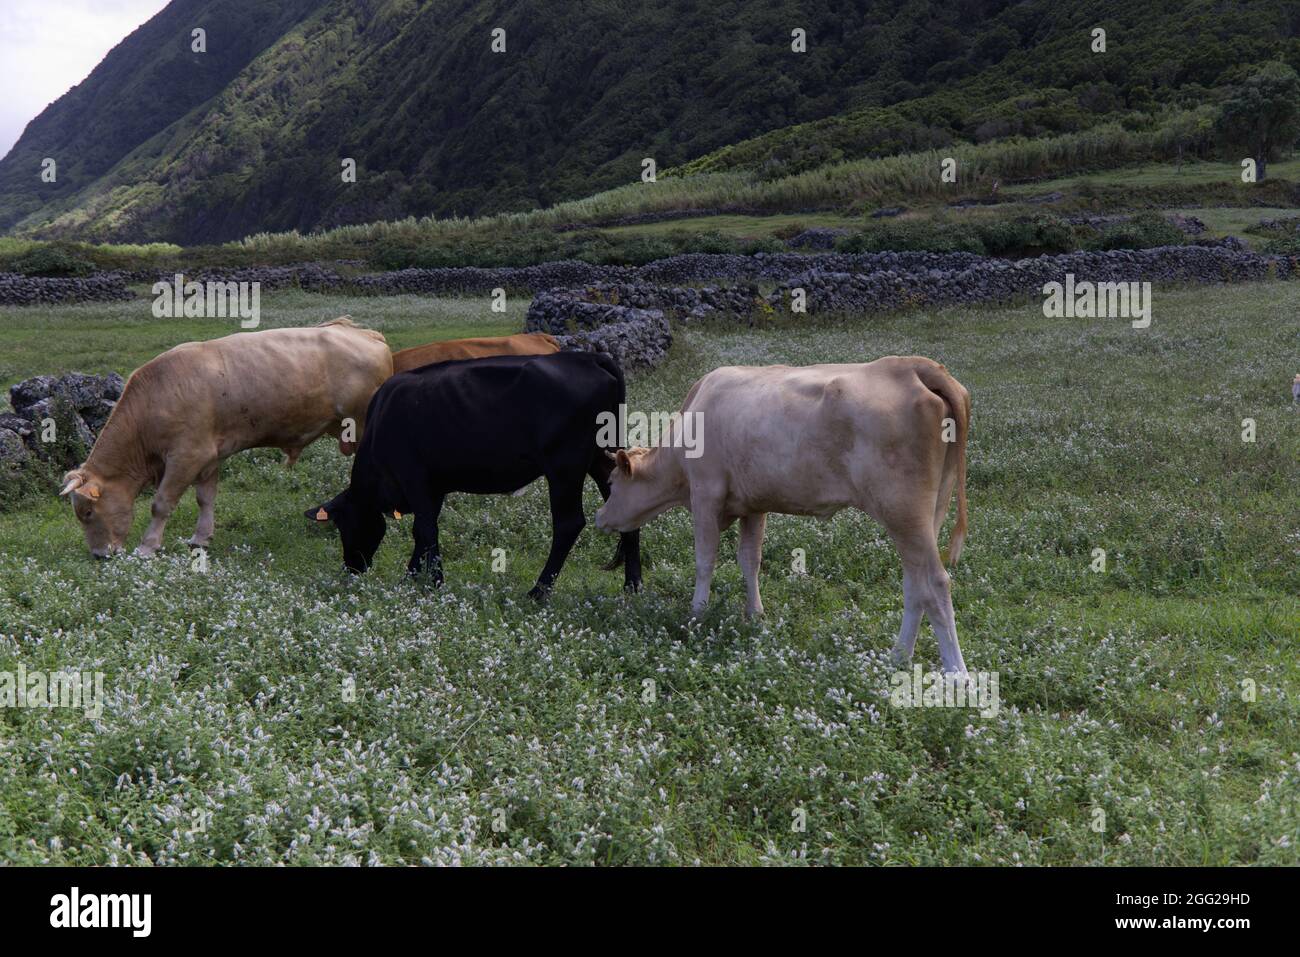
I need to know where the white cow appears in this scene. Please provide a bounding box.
[594,356,972,675]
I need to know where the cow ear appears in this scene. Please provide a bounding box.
[615,449,633,474]
[83,482,102,501]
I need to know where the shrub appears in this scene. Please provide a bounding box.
[7,243,96,277]
[1093,212,1186,250]
[976,217,1080,255]
[836,221,987,254]
[1262,234,1300,255]
[835,216,1080,256]
[739,236,788,255]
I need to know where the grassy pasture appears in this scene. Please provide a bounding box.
[587,203,1300,249]
[1001,157,1300,195]
[596,211,859,239]
[0,282,1297,865]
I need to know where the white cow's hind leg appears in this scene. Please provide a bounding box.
[737,513,767,619]
[923,563,967,678]
[888,523,967,678]
[691,508,722,617]
[891,565,924,666]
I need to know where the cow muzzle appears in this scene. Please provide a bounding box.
[594,510,632,534]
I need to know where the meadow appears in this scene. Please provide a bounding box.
[0,281,1297,865]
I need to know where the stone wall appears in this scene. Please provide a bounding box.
[525,293,672,369]
[766,245,1298,316]
[1,372,124,469]
[0,273,134,306]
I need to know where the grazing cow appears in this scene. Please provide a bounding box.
[391,332,559,373]
[594,356,972,675]
[60,318,392,558]
[306,332,561,523]
[324,351,642,597]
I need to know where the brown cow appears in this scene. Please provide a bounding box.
[390,332,559,373]
[594,356,972,675]
[61,318,392,558]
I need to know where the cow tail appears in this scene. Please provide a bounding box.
[917,362,969,566]
[601,354,629,571]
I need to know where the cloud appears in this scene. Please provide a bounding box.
[0,0,171,160]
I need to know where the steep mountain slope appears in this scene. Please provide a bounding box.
[0,0,330,234]
[1,0,1297,244]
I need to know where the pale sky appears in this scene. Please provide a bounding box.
[0,0,171,160]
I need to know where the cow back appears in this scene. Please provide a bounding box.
[391,333,560,375]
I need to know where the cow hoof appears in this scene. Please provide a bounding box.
[526,585,551,603]
[133,546,157,558]
[624,579,642,594]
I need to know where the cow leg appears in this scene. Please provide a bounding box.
[136,458,205,557]
[737,512,767,619]
[187,464,220,547]
[891,564,925,667]
[528,477,586,600]
[588,459,642,592]
[891,527,967,677]
[407,495,445,585]
[690,506,723,617]
[926,563,968,678]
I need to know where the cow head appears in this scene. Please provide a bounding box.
[327,488,387,573]
[60,467,136,558]
[595,448,682,533]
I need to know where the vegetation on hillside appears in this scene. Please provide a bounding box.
[0,0,330,234]
[1216,61,1300,180]
[2,0,1299,244]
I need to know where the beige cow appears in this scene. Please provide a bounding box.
[594,356,972,675]
[60,318,392,557]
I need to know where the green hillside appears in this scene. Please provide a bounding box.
[0,0,1297,244]
[0,0,330,235]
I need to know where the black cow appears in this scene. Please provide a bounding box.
[321,351,642,598]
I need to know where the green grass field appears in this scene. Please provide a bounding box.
[1001,157,1300,194]
[0,282,1297,865]
[597,211,859,239]
[585,157,1300,247]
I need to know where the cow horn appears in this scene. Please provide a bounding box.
[59,472,85,497]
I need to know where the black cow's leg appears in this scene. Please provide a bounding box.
[588,459,643,592]
[528,476,586,601]
[618,529,642,592]
[407,494,445,586]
